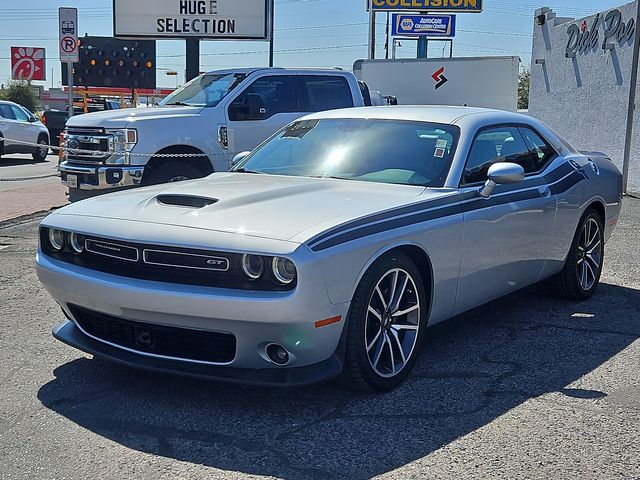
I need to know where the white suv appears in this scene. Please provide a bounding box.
[0,100,50,161]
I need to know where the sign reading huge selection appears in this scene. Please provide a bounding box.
[11,47,46,81]
[113,0,270,40]
[369,0,482,13]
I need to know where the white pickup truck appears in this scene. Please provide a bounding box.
[59,68,374,199]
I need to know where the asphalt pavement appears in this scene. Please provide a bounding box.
[0,199,638,480]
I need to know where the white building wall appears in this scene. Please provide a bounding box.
[529,1,639,193]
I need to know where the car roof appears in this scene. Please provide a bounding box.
[202,67,349,76]
[301,106,531,127]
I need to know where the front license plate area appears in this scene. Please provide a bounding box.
[66,174,78,188]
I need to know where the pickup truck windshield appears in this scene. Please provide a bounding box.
[234,118,460,188]
[161,73,247,108]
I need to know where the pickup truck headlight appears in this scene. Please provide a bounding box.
[107,129,137,163]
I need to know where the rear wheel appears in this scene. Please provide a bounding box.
[555,208,604,300]
[340,252,427,392]
[32,136,49,162]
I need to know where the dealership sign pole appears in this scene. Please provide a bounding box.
[59,7,79,119]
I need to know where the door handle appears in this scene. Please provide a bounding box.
[538,186,551,198]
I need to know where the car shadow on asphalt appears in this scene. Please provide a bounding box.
[37,282,640,479]
[0,155,52,167]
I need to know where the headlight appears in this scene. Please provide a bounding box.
[241,254,264,279]
[108,129,137,161]
[272,257,296,285]
[47,228,65,251]
[69,232,85,254]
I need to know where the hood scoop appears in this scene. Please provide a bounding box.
[156,194,218,208]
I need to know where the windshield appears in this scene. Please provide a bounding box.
[161,72,247,107]
[234,118,459,187]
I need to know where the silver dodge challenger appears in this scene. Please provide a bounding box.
[36,107,623,392]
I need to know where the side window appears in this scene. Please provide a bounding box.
[0,104,16,120]
[228,75,299,121]
[520,127,557,172]
[11,105,29,122]
[463,126,535,185]
[301,75,354,112]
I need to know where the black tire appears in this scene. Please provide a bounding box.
[32,136,49,162]
[555,208,604,300]
[339,251,428,392]
[144,160,206,186]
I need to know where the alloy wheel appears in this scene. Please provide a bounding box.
[365,268,421,378]
[576,217,602,291]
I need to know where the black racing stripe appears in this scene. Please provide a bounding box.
[550,171,583,195]
[312,204,463,252]
[309,164,584,252]
[462,188,541,213]
[308,194,459,247]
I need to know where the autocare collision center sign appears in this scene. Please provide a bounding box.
[113,0,270,40]
[370,0,482,12]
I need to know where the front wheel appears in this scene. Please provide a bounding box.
[32,137,49,162]
[555,208,604,300]
[340,252,427,392]
[144,161,206,186]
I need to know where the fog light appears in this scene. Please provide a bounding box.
[266,344,289,365]
[69,233,85,254]
[48,229,65,251]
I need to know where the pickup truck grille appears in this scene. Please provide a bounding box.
[64,127,112,164]
[69,305,237,364]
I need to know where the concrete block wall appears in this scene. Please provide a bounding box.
[529,1,639,193]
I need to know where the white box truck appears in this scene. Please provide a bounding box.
[353,56,520,112]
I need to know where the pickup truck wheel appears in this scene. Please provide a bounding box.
[339,252,427,392]
[32,137,49,162]
[144,161,206,186]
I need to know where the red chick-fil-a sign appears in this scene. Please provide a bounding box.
[11,47,46,81]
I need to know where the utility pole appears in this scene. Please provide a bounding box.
[185,38,200,82]
[385,12,390,59]
[269,0,275,66]
[368,4,376,59]
[622,0,640,193]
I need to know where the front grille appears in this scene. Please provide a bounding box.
[40,230,296,291]
[70,305,237,364]
[64,128,112,164]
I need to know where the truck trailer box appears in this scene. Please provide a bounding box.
[353,56,520,111]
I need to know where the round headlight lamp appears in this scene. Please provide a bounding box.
[241,254,264,279]
[48,229,65,251]
[69,233,85,254]
[272,257,296,285]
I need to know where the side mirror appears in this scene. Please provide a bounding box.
[28,116,37,123]
[231,151,251,167]
[479,162,525,198]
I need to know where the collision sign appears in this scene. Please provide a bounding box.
[113,0,270,40]
[370,0,482,13]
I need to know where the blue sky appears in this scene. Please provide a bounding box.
[0,0,628,89]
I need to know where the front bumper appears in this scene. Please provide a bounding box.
[53,320,343,386]
[36,251,349,383]
[59,161,144,190]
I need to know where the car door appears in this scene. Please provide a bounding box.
[10,104,36,151]
[0,103,22,153]
[225,74,304,158]
[453,124,558,315]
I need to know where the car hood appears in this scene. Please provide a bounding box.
[53,173,458,243]
[65,105,203,129]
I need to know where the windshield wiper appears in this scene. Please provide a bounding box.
[309,175,351,181]
[165,101,192,106]
[233,168,263,174]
